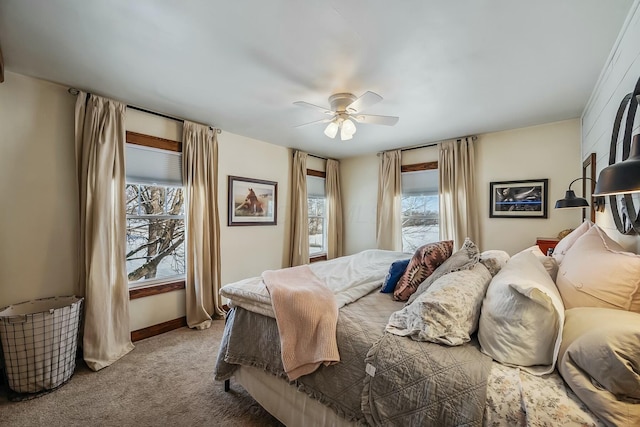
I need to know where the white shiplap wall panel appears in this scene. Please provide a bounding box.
[583,6,640,135]
[583,51,640,161]
[581,0,640,252]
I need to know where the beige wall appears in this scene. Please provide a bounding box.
[127,110,292,330]
[341,119,582,256]
[477,119,582,254]
[581,1,640,253]
[341,153,379,254]
[0,72,78,307]
[217,133,291,284]
[0,72,291,333]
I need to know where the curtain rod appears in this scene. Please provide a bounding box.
[376,136,477,156]
[400,142,438,152]
[68,87,221,134]
[309,153,332,161]
[400,135,477,153]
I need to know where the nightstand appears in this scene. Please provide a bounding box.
[536,237,560,256]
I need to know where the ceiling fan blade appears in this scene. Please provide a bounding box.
[346,91,383,113]
[293,117,334,128]
[352,114,399,126]
[293,101,333,115]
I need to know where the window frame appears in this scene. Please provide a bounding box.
[125,131,185,298]
[401,161,439,253]
[307,169,327,263]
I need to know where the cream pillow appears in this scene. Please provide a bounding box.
[552,220,592,264]
[556,225,640,312]
[478,250,565,375]
[558,307,640,427]
[517,245,559,281]
[386,263,491,346]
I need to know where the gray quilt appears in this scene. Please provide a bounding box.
[215,291,492,426]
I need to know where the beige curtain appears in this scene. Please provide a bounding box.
[439,137,479,249]
[326,159,343,259]
[183,121,224,329]
[376,149,402,251]
[289,150,309,266]
[74,92,133,371]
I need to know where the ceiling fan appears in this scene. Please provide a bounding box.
[293,91,399,141]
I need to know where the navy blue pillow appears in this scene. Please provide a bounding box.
[380,259,411,293]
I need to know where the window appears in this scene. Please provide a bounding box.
[401,166,439,252]
[125,184,185,285]
[307,172,327,258]
[125,132,185,288]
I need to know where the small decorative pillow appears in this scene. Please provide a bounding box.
[393,240,454,301]
[386,263,491,345]
[552,220,592,264]
[555,225,640,312]
[478,250,565,375]
[558,307,640,427]
[380,259,410,293]
[479,250,510,277]
[406,238,479,305]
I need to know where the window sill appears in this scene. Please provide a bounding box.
[310,254,327,263]
[129,280,186,300]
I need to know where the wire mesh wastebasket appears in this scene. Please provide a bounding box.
[0,296,83,395]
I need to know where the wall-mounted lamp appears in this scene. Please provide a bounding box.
[593,134,640,196]
[555,177,605,211]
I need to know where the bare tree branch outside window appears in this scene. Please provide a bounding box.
[126,184,185,284]
[401,194,439,252]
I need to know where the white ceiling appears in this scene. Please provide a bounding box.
[0,0,633,158]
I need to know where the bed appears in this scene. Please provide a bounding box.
[215,225,640,427]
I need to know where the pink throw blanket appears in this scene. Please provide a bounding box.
[262,265,340,380]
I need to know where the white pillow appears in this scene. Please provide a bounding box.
[386,263,491,346]
[517,245,559,281]
[478,250,565,375]
[552,220,592,264]
[556,225,640,312]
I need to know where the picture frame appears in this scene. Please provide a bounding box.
[489,179,548,218]
[228,175,277,226]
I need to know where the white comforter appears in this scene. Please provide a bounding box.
[220,249,409,318]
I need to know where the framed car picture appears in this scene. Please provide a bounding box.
[489,179,548,218]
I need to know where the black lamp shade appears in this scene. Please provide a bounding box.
[594,134,640,196]
[555,190,589,209]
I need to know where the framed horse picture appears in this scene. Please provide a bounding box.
[228,176,277,226]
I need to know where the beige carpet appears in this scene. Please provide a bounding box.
[0,320,284,427]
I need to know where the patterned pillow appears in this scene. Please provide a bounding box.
[386,263,492,345]
[393,240,454,301]
[406,238,479,305]
[380,259,411,293]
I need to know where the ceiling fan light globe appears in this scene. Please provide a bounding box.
[324,121,339,139]
[342,118,357,135]
[340,125,355,141]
